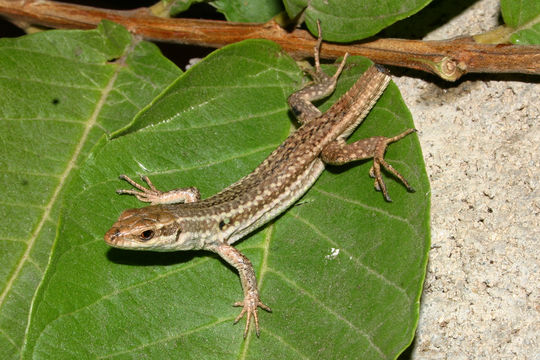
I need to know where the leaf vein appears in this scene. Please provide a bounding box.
[269,268,385,358]
[291,213,409,298]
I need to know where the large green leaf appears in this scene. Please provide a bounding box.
[0,21,182,359]
[23,38,429,358]
[501,0,540,44]
[284,0,433,42]
[168,0,432,41]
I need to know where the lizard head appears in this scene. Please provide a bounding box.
[104,205,195,251]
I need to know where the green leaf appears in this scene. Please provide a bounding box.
[283,0,433,42]
[501,0,540,44]
[213,0,284,22]
[169,0,206,15]
[501,0,540,28]
[169,0,283,21]
[24,39,429,358]
[0,21,181,360]
[169,0,433,40]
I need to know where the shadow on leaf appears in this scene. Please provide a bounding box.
[106,247,208,267]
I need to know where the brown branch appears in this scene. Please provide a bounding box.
[1,0,539,81]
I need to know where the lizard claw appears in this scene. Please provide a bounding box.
[370,128,417,202]
[115,174,201,205]
[116,174,166,204]
[233,295,272,338]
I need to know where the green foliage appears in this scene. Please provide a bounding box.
[283,0,433,41]
[169,0,284,22]
[169,0,433,41]
[213,0,284,22]
[1,20,429,360]
[501,0,540,44]
[169,0,540,44]
[0,21,182,359]
[170,0,204,14]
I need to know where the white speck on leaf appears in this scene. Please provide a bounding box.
[325,248,340,260]
[135,160,150,172]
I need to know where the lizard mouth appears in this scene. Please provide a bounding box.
[104,227,124,247]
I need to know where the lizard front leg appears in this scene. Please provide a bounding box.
[321,129,417,202]
[209,242,271,338]
[116,174,200,205]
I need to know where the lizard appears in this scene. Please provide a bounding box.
[104,21,416,338]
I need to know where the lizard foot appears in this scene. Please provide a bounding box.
[233,294,272,338]
[116,174,200,205]
[370,128,417,202]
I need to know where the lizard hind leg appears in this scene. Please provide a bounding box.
[287,20,349,124]
[321,128,417,202]
[311,19,349,85]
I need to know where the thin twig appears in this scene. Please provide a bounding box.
[0,0,538,80]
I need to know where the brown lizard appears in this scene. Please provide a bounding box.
[105,22,416,338]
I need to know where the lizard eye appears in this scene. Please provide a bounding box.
[139,229,154,241]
